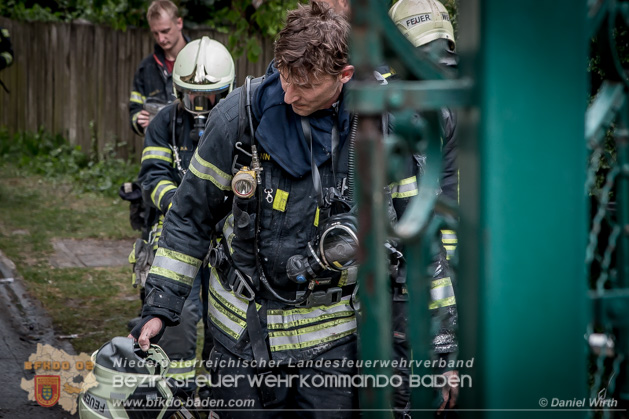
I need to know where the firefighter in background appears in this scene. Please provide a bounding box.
[0,26,13,71]
[128,0,187,137]
[0,26,14,94]
[124,0,188,340]
[134,36,235,397]
[387,0,460,416]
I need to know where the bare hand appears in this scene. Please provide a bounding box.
[127,317,163,351]
[137,110,151,129]
[437,370,459,414]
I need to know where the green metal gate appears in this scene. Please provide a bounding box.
[346,0,621,417]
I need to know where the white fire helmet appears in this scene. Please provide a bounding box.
[389,0,455,50]
[173,36,235,115]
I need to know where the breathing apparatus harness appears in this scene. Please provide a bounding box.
[227,76,361,308]
[170,100,208,180]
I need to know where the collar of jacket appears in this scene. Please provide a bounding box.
[252,62,351,178]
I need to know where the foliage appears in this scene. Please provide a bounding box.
[0,0,299,61]
[184,0,301,62]
[0,126,140,197]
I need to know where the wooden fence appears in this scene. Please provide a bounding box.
[0,17,274,161]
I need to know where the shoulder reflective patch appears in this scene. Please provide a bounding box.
[150,248,201,286]
[188,150,232,190]
[405,13,432,29]
[141,146,173,164]
[390,176,418,199]
[272,189,289,212]
[1,29,9,37]
[314,207,320,227]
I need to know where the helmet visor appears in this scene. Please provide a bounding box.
[181,87,230,115]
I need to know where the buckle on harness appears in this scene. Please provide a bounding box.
[295,287,342,308]
[232,270,255,301]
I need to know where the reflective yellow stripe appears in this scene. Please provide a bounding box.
[189,150,232,190]
[269,317,357,352]
[165,359,196,380]
[337,267,357,287]
[130,91,145,104]
[223,214,235,254]
[150,248,201,286]
[151,180,177,209]
[209,299,246,340]
[142,146,172,164]
[430,277,454,302]
[429,295,456,309]
[209,268,249,318]
[1,52,12,66]
[390,176,418,199]
[267,296,355,329]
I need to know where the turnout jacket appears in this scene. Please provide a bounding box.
[129,40,188,136]
[138,101,196,216]
[142,63,457,362]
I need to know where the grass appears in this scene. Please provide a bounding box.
[0,163,141,354]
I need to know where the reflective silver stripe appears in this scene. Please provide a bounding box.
[130,91,145,104]
[189,150,232,190]
[208,270,247,340]
[166,360,196,376]
[267,296,354,329]
[269,317,357,352]
[209,300,246,340]
[150,248,201,286]
[441,230,458,244]
[152,180,177,209]
[209,268,249,317]
[430,277,455,302]
[390,176,418,199]
[142,146,172,164]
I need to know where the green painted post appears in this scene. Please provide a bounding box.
[457,0,589,415]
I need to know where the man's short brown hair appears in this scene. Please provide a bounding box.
[274,0,350,84]
[147,0,180,23]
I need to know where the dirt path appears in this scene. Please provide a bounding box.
[0,251,77,418]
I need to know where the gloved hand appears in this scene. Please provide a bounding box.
[129,238,155,288]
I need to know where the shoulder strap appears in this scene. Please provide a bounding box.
[233,75,265,174]
[169,101,184,148]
